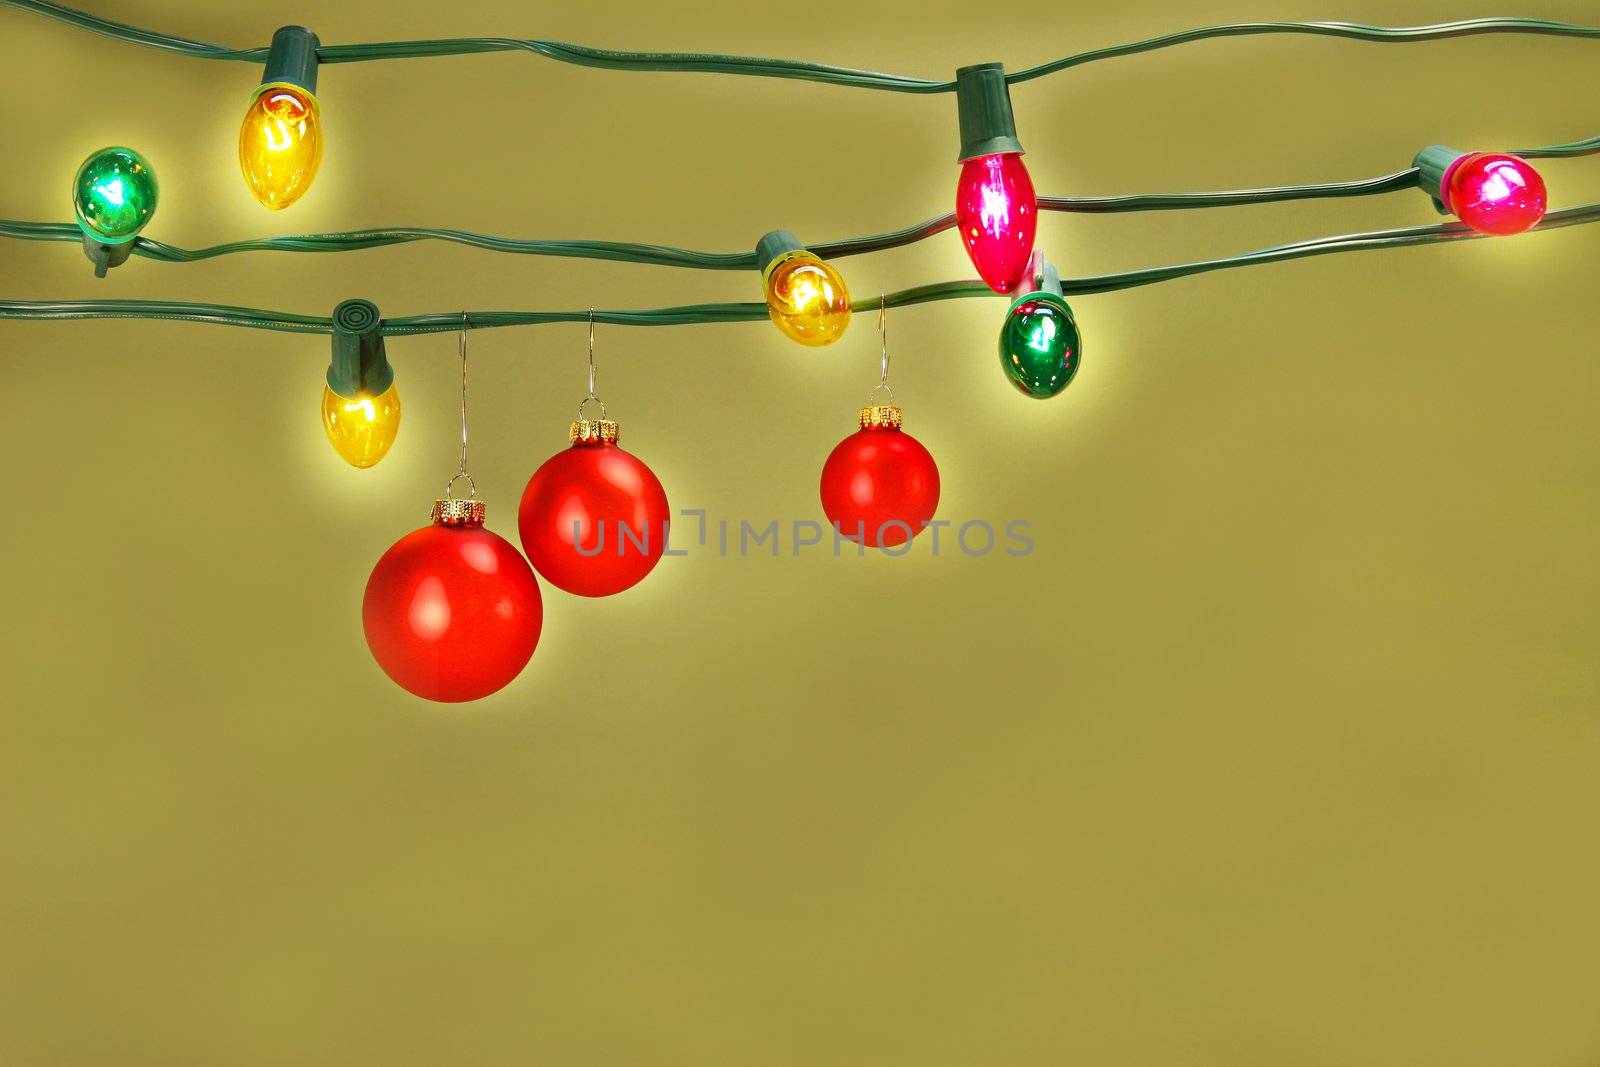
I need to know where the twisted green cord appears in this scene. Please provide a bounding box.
[1513,134,1600,158]
[4,205,1595,336]
[3,1,1596,91]
[1005,18,1600,85]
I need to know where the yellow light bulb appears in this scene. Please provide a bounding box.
[763,252,851,346]
[322,382,401,468]
[239,84,323,210]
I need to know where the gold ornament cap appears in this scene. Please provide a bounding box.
[431,498,486,527]
[570,418,620,444]
[859,403,903,429]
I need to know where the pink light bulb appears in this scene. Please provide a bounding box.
[1443,153,1547,236]
[956,152,1037,294]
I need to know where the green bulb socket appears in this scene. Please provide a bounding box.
[327,299,393,399]
[1030,257,1063,300]
[1413,145,1468,215]
[260,25,320,95]
[956,63,1023,162]
[755,229,809,273]
[81,234,134,279]
[999,256,1081,400]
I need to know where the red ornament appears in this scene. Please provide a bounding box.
[518,418,670,597]
[821,404,940,548]
[1443,153,1547,236]
[956,152,1037,294]
[363,498,543,703]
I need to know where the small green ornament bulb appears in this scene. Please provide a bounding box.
[73,147,158,244]
[998,256,1080,399]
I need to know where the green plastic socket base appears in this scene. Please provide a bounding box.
[327,299,393,399]
[755,229,807,273]
[1413,145,1468,215]
[1028,256,1063,300]
[82,234,133,279]
[1005,252,1071,321]
[956,63,1023,162]
[261,25,320,95]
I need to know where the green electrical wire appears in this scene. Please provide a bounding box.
[4,135,1593,270]
[817,167,1438,258]
[0,0,263,60]
[1004,18,1600,85]
[3,0,1596,91]
[4,205,1595,336]
[0,221,761,270]
[1513,134,1600,159]
[0,298,330,333]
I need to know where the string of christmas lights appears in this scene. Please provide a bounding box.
[7,130,1599,270]
[5,0,1597,700]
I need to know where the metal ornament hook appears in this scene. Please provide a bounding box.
[868,293,894,404]
[574,305,612,423]
[878,292,890,387]
[443,311,477,500]
[442,471,480,501]
[586,306,598,400]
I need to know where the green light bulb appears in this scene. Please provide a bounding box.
[73,147,158,244]
[998,290,1081,399]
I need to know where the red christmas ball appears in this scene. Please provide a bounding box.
[820,405,940,549]
[518,420,670,597]
[363,499,543,703]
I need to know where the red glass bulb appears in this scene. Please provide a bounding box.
[820,421,940,549]
[1443,153,1547,236]
[956,152,1037,294]
[518,436,670,598]
[363,518,544,703]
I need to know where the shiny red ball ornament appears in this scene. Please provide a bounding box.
[1443,153,1547,236]
[821,403,940,549]
[518,417,670,597]
[363,498,544,703]
[956,152,1038,294]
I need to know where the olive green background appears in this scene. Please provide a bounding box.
[2,1,1598,1064]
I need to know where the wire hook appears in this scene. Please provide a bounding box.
[443,311,478,500]
[458,312,470,478]
[868,293,894,404]
[878,293,890,388]
[577,306,608,422]
[586,306,598,399]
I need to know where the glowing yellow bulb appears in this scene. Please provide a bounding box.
[322,382,400,468]
[763,252,851,346]
[239,84,323,210]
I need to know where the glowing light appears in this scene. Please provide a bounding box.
[239,85,324,210]
[1444,153,1547,236]
[763,251,851,346]
[322,381,401,468]
[956,152,1036,294]
[1027,315,1058,353]
[72,147,158,243]
[999,295,1081,399]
